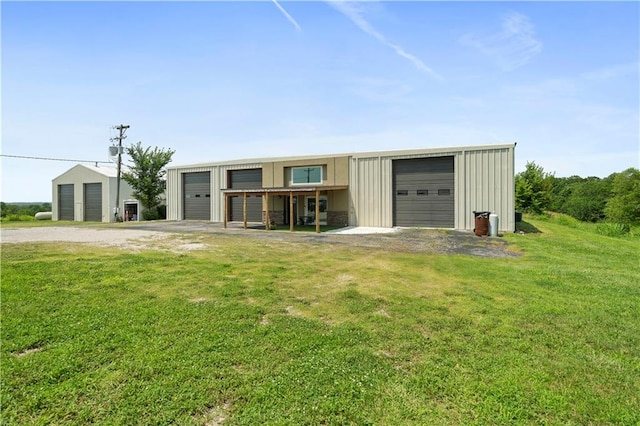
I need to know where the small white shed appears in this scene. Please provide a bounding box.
[51,164,140,222]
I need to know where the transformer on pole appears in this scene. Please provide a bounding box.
[110,124,129,222]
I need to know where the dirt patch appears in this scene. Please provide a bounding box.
[13,346,44,358]
[1,223,521,257]
[0,226,206,253]
[195,402,232,426]
[273,228,521,258]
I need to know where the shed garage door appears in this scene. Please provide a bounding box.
[183,172,211,220]
[58,184,74,221]
[229,169,262,222]
[84,183,102,222]
[393,156,454,228]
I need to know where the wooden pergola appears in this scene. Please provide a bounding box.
[221,186,348,233]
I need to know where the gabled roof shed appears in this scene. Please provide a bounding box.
[51,164,138,222]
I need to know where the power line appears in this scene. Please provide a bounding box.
[1,154,112,165]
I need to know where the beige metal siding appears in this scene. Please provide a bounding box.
[349,156,393,227]
[166,168,180,220]
[351,145,515,232]
[166,162,262,221]
[167,166,216,221]
[266,156,349,188]
[457,147,514,232]
[350,152,459,228]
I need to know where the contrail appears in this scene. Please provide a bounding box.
[328,1,441,80]
[460,12,542,71]
[272,0,302,31]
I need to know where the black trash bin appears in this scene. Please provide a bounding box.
[473,211,490,236]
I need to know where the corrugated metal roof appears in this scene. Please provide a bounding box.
[52,163,127,180]
[350,143,516,159]
[167,143,516,170]
[80,164,119,177]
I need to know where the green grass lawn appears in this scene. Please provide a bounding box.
[2,217,639,425]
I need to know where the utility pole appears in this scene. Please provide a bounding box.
[111,124,129,222]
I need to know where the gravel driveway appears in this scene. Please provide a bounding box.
[1,222,521,257]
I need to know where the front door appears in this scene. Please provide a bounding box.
[124,201,139,221]
[305,195,327,225]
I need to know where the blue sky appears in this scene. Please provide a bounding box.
[2,1,638,202]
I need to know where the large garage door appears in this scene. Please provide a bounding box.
[183,172,211,220]
[84,183,102,222]
[58,184,74,221]
[393,156,454,228]
[229,169,262,222]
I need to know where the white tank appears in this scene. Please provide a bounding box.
[489,213,499,236]
[35,212,52,220]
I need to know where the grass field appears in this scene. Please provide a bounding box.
[2,216,639,425]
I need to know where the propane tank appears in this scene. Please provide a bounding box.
[489,213,499,237]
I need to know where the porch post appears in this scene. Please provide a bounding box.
[289,191,294,232]
[223,194,228,229]
[315,189,320,233]
[243,192,247,230]
[265,193,270,231]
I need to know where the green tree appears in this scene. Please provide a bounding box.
[515,161,554,214]
[122,142,175,220]
[549,175,583,213]
[0,202,19,218]
[562,177,612,222]
[604,167,640,225]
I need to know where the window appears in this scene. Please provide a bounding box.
[438,189,451,196]
[396,190,409,196]
[417,190,428,196]
[292,166,323,185]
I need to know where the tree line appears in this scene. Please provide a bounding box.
[0,202,52,218]
[516,162,640,225]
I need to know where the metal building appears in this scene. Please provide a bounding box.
[166,143,516,232]
[349,144,516,231]
[51,164,141,222]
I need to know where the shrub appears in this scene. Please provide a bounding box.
[595,222,631,238]
[551,214,581,228]
[139,205,166,221]
[2,214,36,222]
[142,209,160,221]
[156,205,167,220]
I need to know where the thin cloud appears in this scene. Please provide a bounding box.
[461,12,542,71]
[272,0,302,31]
[581,62,639,81]
[327,1,442,80]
